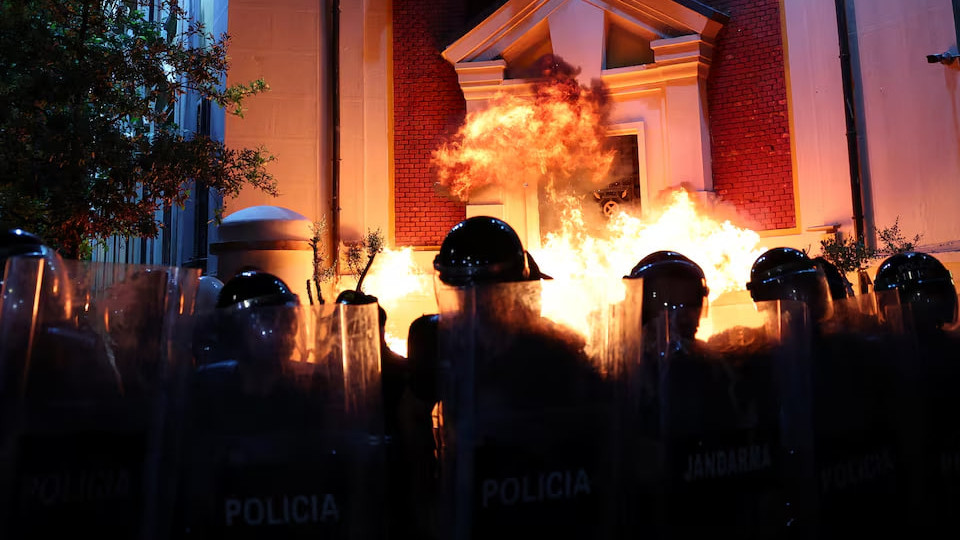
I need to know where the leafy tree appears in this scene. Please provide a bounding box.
[0,0,276,258]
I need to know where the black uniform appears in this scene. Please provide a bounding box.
[409,216,618,539]
[175,272,385,539]
[0,255,181,540]
[749,248,905,537]
[437,281,615,540]
[626,251,786,539]
[874,251,960,530]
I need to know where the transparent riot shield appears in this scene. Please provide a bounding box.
[655,297,794,538]
[0,256,199,540]
[802,289,909,534]
[881,290,960,528]
[173,300,384,539]
[436,278,639,540]
[617,277,668,539]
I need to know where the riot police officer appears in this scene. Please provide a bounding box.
[874,251,957,334]
[177,271,353,538]
[209,270,301,389]
[405,216,546,540]
[0,236,190,539]
[813,256,853,301]
[408,216,552,418]
[874,252,960,527]
[747,248,902,535]
[627,251,787,538]
[0,229,75,327]
[747,247,833,324]
[623,250,709,443]
[626,250,708,345]
[1,228,44,286]
[409,216,617,539]
[334,289,412,539]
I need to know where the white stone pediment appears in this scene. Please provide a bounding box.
[442,0,725,70]
[442,0,726,251]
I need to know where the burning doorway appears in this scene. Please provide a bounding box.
[441,0,723,250]
[593,132,643,219]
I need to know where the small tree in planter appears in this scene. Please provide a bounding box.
[819,216,924,294]
[820,232,876,295]
[345,228,385,293]
[306,217,336,305]
[334,228,385,307]
[876,216,923,256]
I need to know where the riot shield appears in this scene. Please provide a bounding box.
[654,297,794,538]
[436,278,639,540]
[173,300,384,539]
[882,290,960,529]
[0,256,199,540]
[803,290,908,535]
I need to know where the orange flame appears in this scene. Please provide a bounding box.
[434,77,615,200]
[532,189,764,346]
[361,191,764,357]
[368,69,766,355]
[361,247,433,357]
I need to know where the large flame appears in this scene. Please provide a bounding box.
[366,67,766,356]
[361,247,433,357]
[434,72,615,200]
[362,190,764,357]
[532,189,764,343]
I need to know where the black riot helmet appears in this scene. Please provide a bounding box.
[874,251,957,332]
[747,247,833,322]
[216,271,300,363]
[0,229,74,325]
[216,270,299,310]
[336,289,378,305]
[1,228,44,261]
[1,229,45,284]
[626,251,709,340]
[813,256,852,300]
[434,216,546,286]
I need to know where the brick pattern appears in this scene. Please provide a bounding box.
[392,0,795,235]
[393,0,468,246]
[707,0,796,230]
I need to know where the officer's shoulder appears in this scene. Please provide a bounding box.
[409,313,439,333]
[407,314,440,359]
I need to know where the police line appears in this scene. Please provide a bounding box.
[1,222,959,539]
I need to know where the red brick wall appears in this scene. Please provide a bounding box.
[707,0,796,230]
[393,0,795,236]
[393,0,467,246]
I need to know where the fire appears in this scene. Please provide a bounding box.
[360,247,433,357]
[532,189,764,343]
[434,70,615,199]
[361,190,764,357]
[364,63,765,356]
[535,189,763,303]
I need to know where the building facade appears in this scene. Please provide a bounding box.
[220,0,960,278]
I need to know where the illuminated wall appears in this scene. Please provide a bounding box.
[223,0,329,232]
